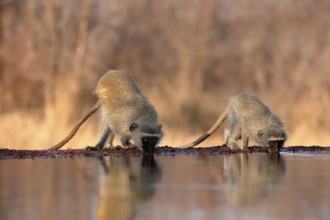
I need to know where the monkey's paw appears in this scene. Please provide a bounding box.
[85,146,102,151]
[112,145,124,150]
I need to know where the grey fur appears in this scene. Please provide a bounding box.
[181,92,287,152]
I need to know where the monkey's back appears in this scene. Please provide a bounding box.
[96,71,140,105]
[96,70,152,112]
[228,92,280,126]
[95,70,157,133]
[229,93,269,116]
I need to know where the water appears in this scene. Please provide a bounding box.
[0,153,329,220]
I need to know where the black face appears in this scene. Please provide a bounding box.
[269,140,284,149]
[142,136,159,153]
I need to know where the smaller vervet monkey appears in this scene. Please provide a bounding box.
[182,93,287,152]
[49,70,164,153]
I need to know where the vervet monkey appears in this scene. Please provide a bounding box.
[49,70,163,153]
[182,93,286,152]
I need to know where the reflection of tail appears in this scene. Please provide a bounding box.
[180,108,229,148]
[48,103,101,150]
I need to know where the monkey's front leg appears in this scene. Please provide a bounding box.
[85,127,111,150]
[120,135,139,150]
[120,135,131,148]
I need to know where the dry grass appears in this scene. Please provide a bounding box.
[0,0,329,149]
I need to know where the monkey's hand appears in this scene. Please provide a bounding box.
[112,145,124,150]
[85,146,102,150]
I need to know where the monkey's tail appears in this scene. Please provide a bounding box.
[48,103,101,150]
[180,108,229,148]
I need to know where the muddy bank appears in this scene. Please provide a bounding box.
[0,146,330,159]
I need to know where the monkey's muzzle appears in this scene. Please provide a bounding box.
[142,136,159,153]
[269,140,284,152]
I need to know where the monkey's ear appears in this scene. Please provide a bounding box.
[258,130,263,138]
[129,123,139,132]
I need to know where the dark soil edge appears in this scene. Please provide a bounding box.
[0,146,330,159]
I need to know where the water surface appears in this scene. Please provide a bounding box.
[0,153,329,220]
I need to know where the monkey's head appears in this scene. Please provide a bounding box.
[257,125,287,152]
[128,122,164,153]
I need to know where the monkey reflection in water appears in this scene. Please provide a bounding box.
[208,153,285,205]
[96,155,162,220]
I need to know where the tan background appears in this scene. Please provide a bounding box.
[0,0,329,149]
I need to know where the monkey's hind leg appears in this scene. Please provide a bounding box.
[120,135,131,149]
[107,132,124,150]
[108,132,115,148]
[224,129,230,144]
[225,124,241,150]
[240,133,249,150]
[85,127,111,150]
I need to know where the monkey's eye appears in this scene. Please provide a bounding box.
[129,123,139,132]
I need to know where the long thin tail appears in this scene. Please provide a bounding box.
[48,103,101,150]
[180,108,229,148]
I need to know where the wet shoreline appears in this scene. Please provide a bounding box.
[0,146,330,159]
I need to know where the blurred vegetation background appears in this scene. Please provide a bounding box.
[0,0,329,149]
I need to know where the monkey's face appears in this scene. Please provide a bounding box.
[258,125,287,152]
[141,136,160,153]
[268,140,285,152]
[129,122,163,153]
[269,140,285,148]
